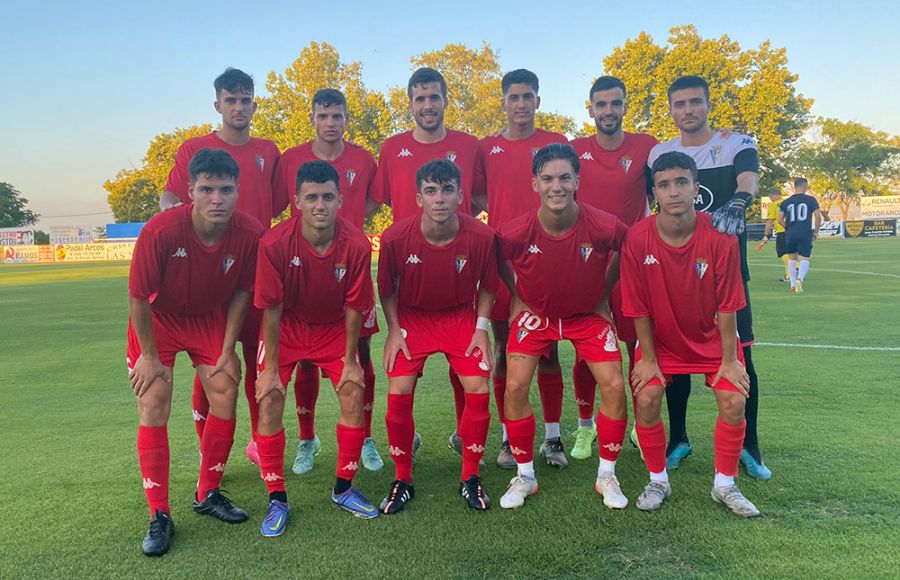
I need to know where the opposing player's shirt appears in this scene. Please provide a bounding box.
[254,217,373,324]
[779,193,820,235]
[129,204,262,316]
[647,132,759,214]
[766,197,786,233]
[500,204,628,320]
[165,132,284,226]
[479,129,567,228]
[372,130,486,221]
[273,140,377,230]
[570,132,659,226]
[620,213,746,372]
[378,214,499,311]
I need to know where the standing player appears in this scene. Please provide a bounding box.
[621,151,759,517]
[757,190,791,282]
[161,68,283,464]
[779,177,822,293]
[272,88,383,475]
[499,144,630,510]
[254,161,379,535]
[569,76,659,460]
[648,75,771,480]
[129,149,260,556]
[378,160,497,513]
[372,67,487,455]
[477,69,569,469]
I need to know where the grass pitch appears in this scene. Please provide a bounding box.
[1,239,898,578]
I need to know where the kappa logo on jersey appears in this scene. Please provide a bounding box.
[528,244,542,254]
[171,247,187,258]
[262,472,283,482]
[406,254,422,264]
[694,185,715,212]
[142,478,161,490]
[695,257,709,279]
[223,255,235,275]
[602,442,623,452]
[296,406,311,415]
[741,137,754,145]
[517,329,530,343]
[398,148,413,157]
[208,463,226,472]
[290,256,301,267]
[389,446,406,457]
[489,145,504,155]
[620,155,633,174]
[466,443,486,453]
[346,169,357,185]
[643,254,660,265]
[580,152,594,161]
[455,254,468,273]
[334,263,347,283]
[445,151,457,163]
[579,243,594,263]
[709,145,722,165]
[598,328,618,352]
[341,461,359,472]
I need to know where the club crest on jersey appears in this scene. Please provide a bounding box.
[445,151,457,163]
[256,154,265,172]
[517,329,529,343]
[695,257,709,279]
[455,254,468,273]
[346,169,357,185]
[223,255,235,274]
[579,243,594,263]
[334,263,347,283]
[709,146,722,165]
[619,155,633,174]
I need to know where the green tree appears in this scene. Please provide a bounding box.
[0,182,39,227]
[34,230,50,245]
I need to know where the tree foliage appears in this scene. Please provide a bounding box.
[0,182,39,228]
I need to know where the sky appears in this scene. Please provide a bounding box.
[3,0,898,231]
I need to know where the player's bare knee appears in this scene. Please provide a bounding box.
[635,390,663,423]
[137,397,170,426]
[338,382,365,409]
[258,391,284,419]
[716,391,746,423]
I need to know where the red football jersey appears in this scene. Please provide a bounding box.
[479,129,568,229]
[619,213,746,372]
[371,130,486,221]
[254,217,373,324]
[378,214,499,311]
[273,140,377,230]
[500,204,627,320]
[569,132,659,227]
[129,204,262,316]
[165,132,284,227]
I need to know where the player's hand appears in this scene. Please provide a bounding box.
[711,191,753,236]
[717,128,733,139]
[384,329,411,373]
[130,354,172,398]
[208,349,242,386]
[593,299,614,326]
[755,237,768,251]
[466,328,493,371]
[712,359,750,398]
[338,357,364,392]
[255,366,285,403]
[630,358,666,397]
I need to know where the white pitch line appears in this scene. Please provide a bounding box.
[755,341,900,352]
[753,263,900,279]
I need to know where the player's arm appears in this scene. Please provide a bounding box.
[712,311,749,397]
[630,317,665,397]
[777,209,787,230]
[208,289,250,386]
[711,145,760,235]
[365,197,382,218]
[465,285,495,370]
[813,208,823,239]
[159,191,183,210]
[128,297,172,397]
[381,291,410,373]
[595,252,620,323]
[338,307,365,390]
[499,259,529,323]
[160,143,192,210]
[256,305,286,402]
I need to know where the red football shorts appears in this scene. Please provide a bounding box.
[360,303,380,339]
[257,318,349,387]
[634,346,746,393]
[388,306,490,378]
[609,282,636,344]
[506,311,622,363]
[126,311,225,371]
[490,284,512,322]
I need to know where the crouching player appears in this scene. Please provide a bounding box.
[499,144,630,510]
[128,148,261,556]
[378,159,498,513]
[254,161,379,535]
[621,151,759,517]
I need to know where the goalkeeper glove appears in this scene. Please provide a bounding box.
[711,191,753,236]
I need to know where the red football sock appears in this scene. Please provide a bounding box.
[191,374,208,442]
[336,423,366,481]
[572,361,596,421]
[636,421,667,473]
[385,393,415,482]
[241,341,260,439]
[137,425,170,515]
[256,429,286,494]
[537,372,563,424]
[294,365,320,441]
[362,361,376,438]
[714,418,746,477]
[505,414,536,464]
[449,370,465,431]
[597,411,627,461]
[491,373,506,425]
[198,414,236,499]
[460,393,491,480]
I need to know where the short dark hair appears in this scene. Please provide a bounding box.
[189,148,240,184]
[311,88,347,113]
[650,151,698,184]
[214,68,254,97]
[416,159,460,191]
[502,69,539,94]
[296,160,340,193]
[768,189,783,198]
[532,143,580,175]
[407,67,447,99]
[794,177,809,188]
[589,76,626,100]
[667,75,709,101]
